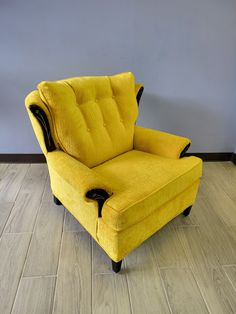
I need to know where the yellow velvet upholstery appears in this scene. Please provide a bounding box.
[38,72,138,167]
[46,150,111,239]
[97,180,200,261]
[134,126,191,159]
[94,150,202,231]
[25,72,202,265]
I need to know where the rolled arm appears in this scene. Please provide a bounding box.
[46,150,112,199]
[134,126,191,159]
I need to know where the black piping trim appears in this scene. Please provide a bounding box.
[136,86,144,106]
[29,105,56,152]
[86,189,110,217]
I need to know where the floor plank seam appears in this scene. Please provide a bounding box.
[222,266,236,294]
[168,225,211,312]
[0,164,9,178]
[174,224,200,228]
[189,267,211,314]
[21,274,57,279]
[2,165,47,236]
[158,266,191,270]
[0,164,28,197]
[3,231,33,235]
[150,240,173,314]
[9,232,34,314]
[0,165,30,235]
[9,175,48,313]
[0,203,14,238]
[51,208,66,314]
[157,268,174,314]
[175,225,199,229]
[10,164,31,204]
[63,229,87,233]
[123,259,134,314]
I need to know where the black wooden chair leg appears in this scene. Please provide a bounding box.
[112,260,122,273]
[183,205,192,217]
[53,195,62,205]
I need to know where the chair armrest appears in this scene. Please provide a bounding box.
[134,126,191,159]
[46,150,112,198]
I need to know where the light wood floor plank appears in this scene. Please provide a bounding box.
[177,226,236,313]
[204,162,236,203]
[92,239,131,314]
[0,202,14,236]
[92,239,120,274]
[160,268,209,314]
[53,232,92,314]
[92,273,131,314]
[0,163,9,178]
[171,206,200,226]
[200,177,236,226]
[64,210,85,232]
[194,197,236,265]
[0,164,29,202]
[220,162,236,202]
[0,233,31,314]
[41,175,52,203]
[11,276,56,314]
[223,265,236,291]
[23,201,64,276]
[4,164,47,233]
[151,224,188,268]
[125,241,171,314]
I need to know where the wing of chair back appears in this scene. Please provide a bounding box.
[25,78,145,216]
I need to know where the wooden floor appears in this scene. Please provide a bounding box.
[0,162,236,314]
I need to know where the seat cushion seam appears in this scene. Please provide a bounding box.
[102,179,200,231]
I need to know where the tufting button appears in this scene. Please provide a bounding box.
[87,128,90,132]
[103,123,106,127]
[95,98,98,102]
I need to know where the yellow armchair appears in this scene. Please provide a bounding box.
[25,72,202,272]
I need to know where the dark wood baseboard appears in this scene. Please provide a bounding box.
[231,153,236,165]
[0,152,235,164]
[185,152,233,162]
[0,154,46,163]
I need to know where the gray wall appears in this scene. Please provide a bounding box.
[0,0,235,153]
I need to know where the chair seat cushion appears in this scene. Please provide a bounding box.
[94,150,202,231]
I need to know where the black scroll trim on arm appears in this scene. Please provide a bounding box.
[86,189,110,217]
[29,105,56,152]
[136,86,144,106]
[180,143,191,158]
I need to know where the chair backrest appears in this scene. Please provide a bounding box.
[27,72,139,167]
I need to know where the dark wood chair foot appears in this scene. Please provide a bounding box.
[112,260,122,273]
[183,205,192,217]
[53,195,62,206]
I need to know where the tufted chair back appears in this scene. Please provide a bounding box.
[35,72,138,167]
